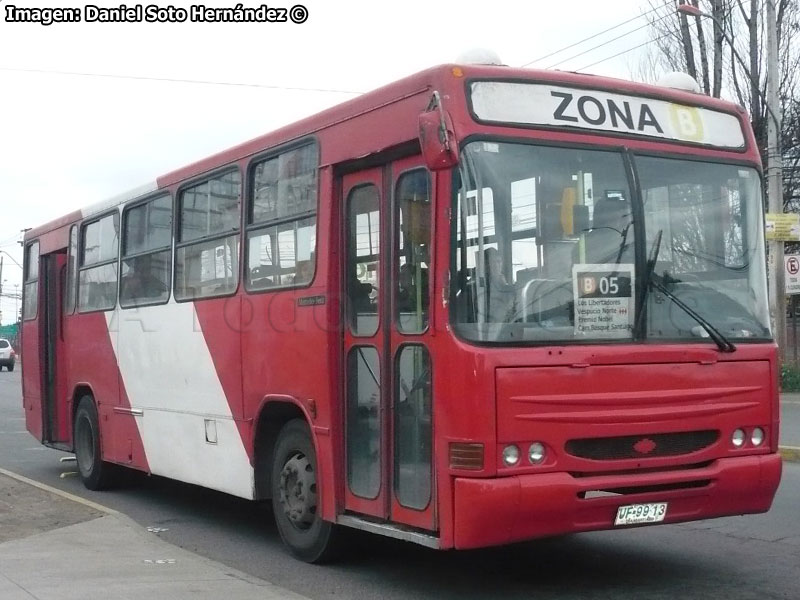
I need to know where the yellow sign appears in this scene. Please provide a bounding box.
[765,213,800,242]
[669,104,704,142]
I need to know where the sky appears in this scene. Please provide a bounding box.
[0,0,668,324]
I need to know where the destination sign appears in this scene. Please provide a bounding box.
[470,81,746,149]
[572,264,635,339]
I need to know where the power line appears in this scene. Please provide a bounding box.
[520,2,668,68]
[576,33,670,72]
[547,13,671,70]
[0,233,22,246]
[0,66,365,95]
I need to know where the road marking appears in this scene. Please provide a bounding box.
[0,466,119,515]
[779,446,800,463]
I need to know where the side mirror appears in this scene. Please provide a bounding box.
[573,205,590,234]
[418,92,459,171]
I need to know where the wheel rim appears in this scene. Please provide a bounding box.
[75,416,94,477]
[278,451,318,530]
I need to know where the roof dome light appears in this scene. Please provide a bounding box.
[456,48,504,66]
[656,71,702,93]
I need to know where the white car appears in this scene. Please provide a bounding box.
[0,339,16,372]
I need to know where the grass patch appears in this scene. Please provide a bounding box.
[781,364,800,392]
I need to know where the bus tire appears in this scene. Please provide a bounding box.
[271,419,339,563]
[74,396,115,491]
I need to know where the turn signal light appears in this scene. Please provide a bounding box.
[449,442,484,470]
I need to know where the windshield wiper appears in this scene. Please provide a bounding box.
[636,230,736,353]
[650,275,736,352]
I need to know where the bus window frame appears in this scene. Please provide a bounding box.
[448,134,767,347]
[243,138,320,295]
[120,192,174,309]
[628,149,770,345]
[173,166,243,303]
[77,209,121,315]
[393,166,432,336]
[346,181,382,338]
[23,240,40,321]
[65,225,77,315]
[448,135,641,347]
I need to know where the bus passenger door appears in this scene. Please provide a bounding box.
[23,249,69,445]
[342,168,387,519]
[341,160,436,532]
[41,252,69,444]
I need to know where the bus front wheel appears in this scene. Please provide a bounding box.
[74,396,115,491]
[271,419,339,563]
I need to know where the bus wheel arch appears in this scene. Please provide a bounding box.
[73,392,115,490]
[253,399,308,500]
[70,384,95,439]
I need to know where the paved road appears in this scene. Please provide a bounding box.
[2,369,799,600]
[779,393,800,447]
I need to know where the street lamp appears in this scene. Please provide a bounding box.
[0,250,23,269]
[677,1,785,359]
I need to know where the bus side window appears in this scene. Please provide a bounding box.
[175,171,241,301]
[245,143,318,291]
[23,241,40,320]
[120,194,172,308]
[78,213,119,313]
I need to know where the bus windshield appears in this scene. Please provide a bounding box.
[451,140,771,345]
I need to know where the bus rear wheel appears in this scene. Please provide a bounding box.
[74,396,115,491]
[271,419,339,563]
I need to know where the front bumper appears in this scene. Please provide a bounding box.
[453,453,782,549]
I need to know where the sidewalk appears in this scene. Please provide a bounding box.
[0,469,309,600]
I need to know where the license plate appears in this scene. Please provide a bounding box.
[614,502,668,526]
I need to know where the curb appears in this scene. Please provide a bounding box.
[0,466,119,515]
[779,445,800,463]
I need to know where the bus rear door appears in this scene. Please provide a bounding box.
[23,246,69,446]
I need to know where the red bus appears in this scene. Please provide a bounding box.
[21,62,781,562]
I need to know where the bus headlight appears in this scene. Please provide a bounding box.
[502,445,520,466]
[731,429,746,448]
[751,427,765,446]
[528,442,546,464]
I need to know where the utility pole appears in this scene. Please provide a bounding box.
[766,0,785,359]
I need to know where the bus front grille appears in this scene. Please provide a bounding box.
[565,430,719,461]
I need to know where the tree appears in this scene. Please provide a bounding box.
[637,0,800,211]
